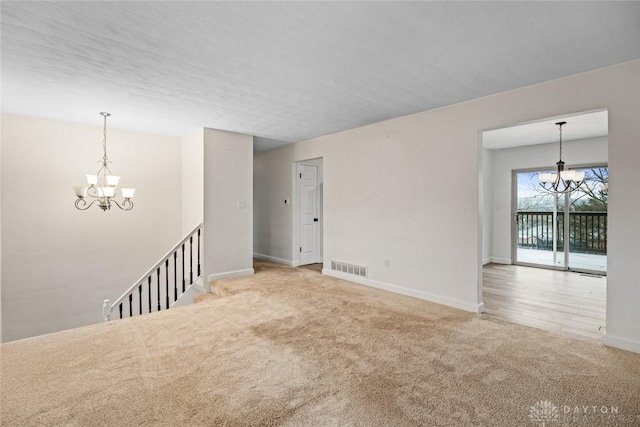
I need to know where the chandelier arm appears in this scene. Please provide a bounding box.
[95,162,112,174]
[86,186,98,198]
[111,199,134,211]
[539,178,582,194]
[96,163,114,189]
[75,198,100,211]
[85,186,106,200]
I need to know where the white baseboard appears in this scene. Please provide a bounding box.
[491,257,512,265]
[322,269,483,313]
[208,268,254,282]
[191,277,206,293]
[253,253,297,267]
[170,279,207,308]
[482,257,492,265]
[603,333,640,354]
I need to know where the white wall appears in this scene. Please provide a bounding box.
[181,128,204,235]
[203,128,254,282]
[481,148,494,265]
[254,60,640,352]
[256,118,482,312]
[1,114,182,342]
[0,114,3,343]
[254,149,298,264]
[488,137,608,264]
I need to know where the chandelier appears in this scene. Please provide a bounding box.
[73,112,135,211]
[538,121,585,194]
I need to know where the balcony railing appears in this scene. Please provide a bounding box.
[517,211,607,255]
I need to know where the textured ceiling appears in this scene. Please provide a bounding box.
[2,2,639,151]
[483,110,609,150]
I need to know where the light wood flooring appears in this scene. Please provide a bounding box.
[482,263,606,342]
[299,263,323,273]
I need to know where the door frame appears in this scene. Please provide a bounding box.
[293,158,323,266]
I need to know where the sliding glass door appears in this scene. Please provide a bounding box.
[566,166,608,273]
[514,170,565,268]
[513,165,607,274]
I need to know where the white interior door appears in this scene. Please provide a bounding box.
[299,164,319,265]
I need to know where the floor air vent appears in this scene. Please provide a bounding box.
[330,260,367,278]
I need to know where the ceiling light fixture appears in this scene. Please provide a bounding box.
[538,121,585,194]
[74,112,135,211]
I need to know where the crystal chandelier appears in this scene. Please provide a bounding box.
[538,121,585,194]
[73,112,136,211]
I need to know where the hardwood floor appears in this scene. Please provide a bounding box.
[299,263,323,273]
[482,263,606,342]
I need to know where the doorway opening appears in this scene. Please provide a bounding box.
[479,109,608,342]
[295,158,323,267]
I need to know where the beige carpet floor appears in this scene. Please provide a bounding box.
[1,260,639,426]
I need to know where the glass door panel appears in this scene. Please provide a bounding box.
[515,171,565,268]
[567,166,608,273]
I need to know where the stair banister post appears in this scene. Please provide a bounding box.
[103,299,112,322]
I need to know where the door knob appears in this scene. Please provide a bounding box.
[314,218,319,222]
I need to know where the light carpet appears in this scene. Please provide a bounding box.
[1,261,639,426]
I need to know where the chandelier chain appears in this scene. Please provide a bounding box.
[101,112,109,165]
[558,122,563,162]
